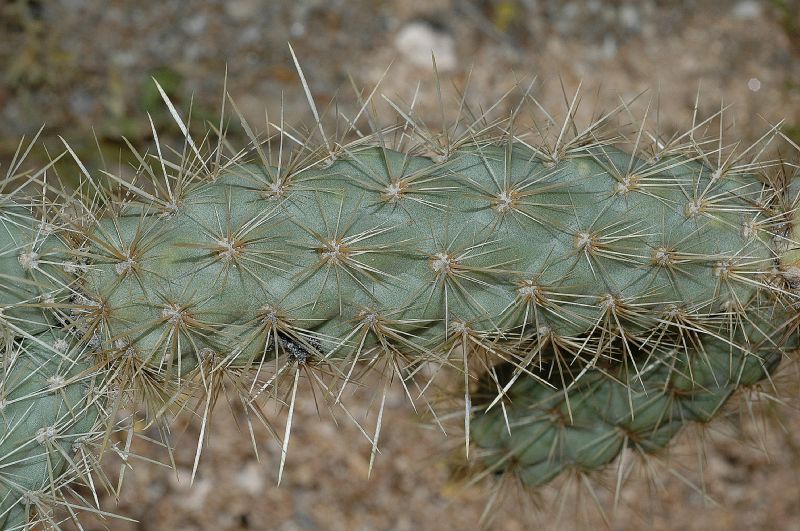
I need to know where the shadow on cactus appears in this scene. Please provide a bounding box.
[1,53,800,529]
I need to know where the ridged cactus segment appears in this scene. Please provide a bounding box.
[0,333,99,530]
[1,184,103,530]
[80,142,774,374]
[1,201,67,339]
[470,308,792,485]
[68,130,794,503]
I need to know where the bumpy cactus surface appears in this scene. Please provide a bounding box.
[1,73,799,528]
[1,170,106,530]
[471,309,792,486]
[0,333,100,530]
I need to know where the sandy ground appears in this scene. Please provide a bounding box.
[3,0,800,529]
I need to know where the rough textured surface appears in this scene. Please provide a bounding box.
[81,143,776,362]
[472,309,792,486]
[0,187,105,530]
[0,333,99,530]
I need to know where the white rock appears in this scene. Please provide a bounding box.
[226,0,260,22]
[394,21,457,71]
[733,1,761,20]
[619,4,640,30]
[184,14,207,35]
[235,461,266,495]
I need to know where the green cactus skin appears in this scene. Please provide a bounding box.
[81,142,777,369]
[2,80,800,528]
[1,178,106,530]
[73,135,798,491]
[0,333,100,530]
[470,308,794,486]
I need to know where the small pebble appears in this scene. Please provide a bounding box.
[619,4,640,31]
[733,1,761,20]
[225,0,261,22]
[394,21,457,71]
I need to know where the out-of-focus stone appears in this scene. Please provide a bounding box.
[226,0,261,22]
[733,1,761,20]
[394,21,457,71]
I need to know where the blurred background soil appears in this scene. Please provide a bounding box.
[3,0,800,529]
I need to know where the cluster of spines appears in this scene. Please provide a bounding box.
[0,139,163,530]
[1,65,800,529]
[469,303,794,484]
[1,149,93,529]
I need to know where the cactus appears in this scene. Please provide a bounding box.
[1,67,799,528]
[470,307,793,487]
[0,333,101,530]
[1,160,102,530]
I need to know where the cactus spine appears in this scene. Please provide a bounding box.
[1,163,105,529]
[1,74,799,528]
